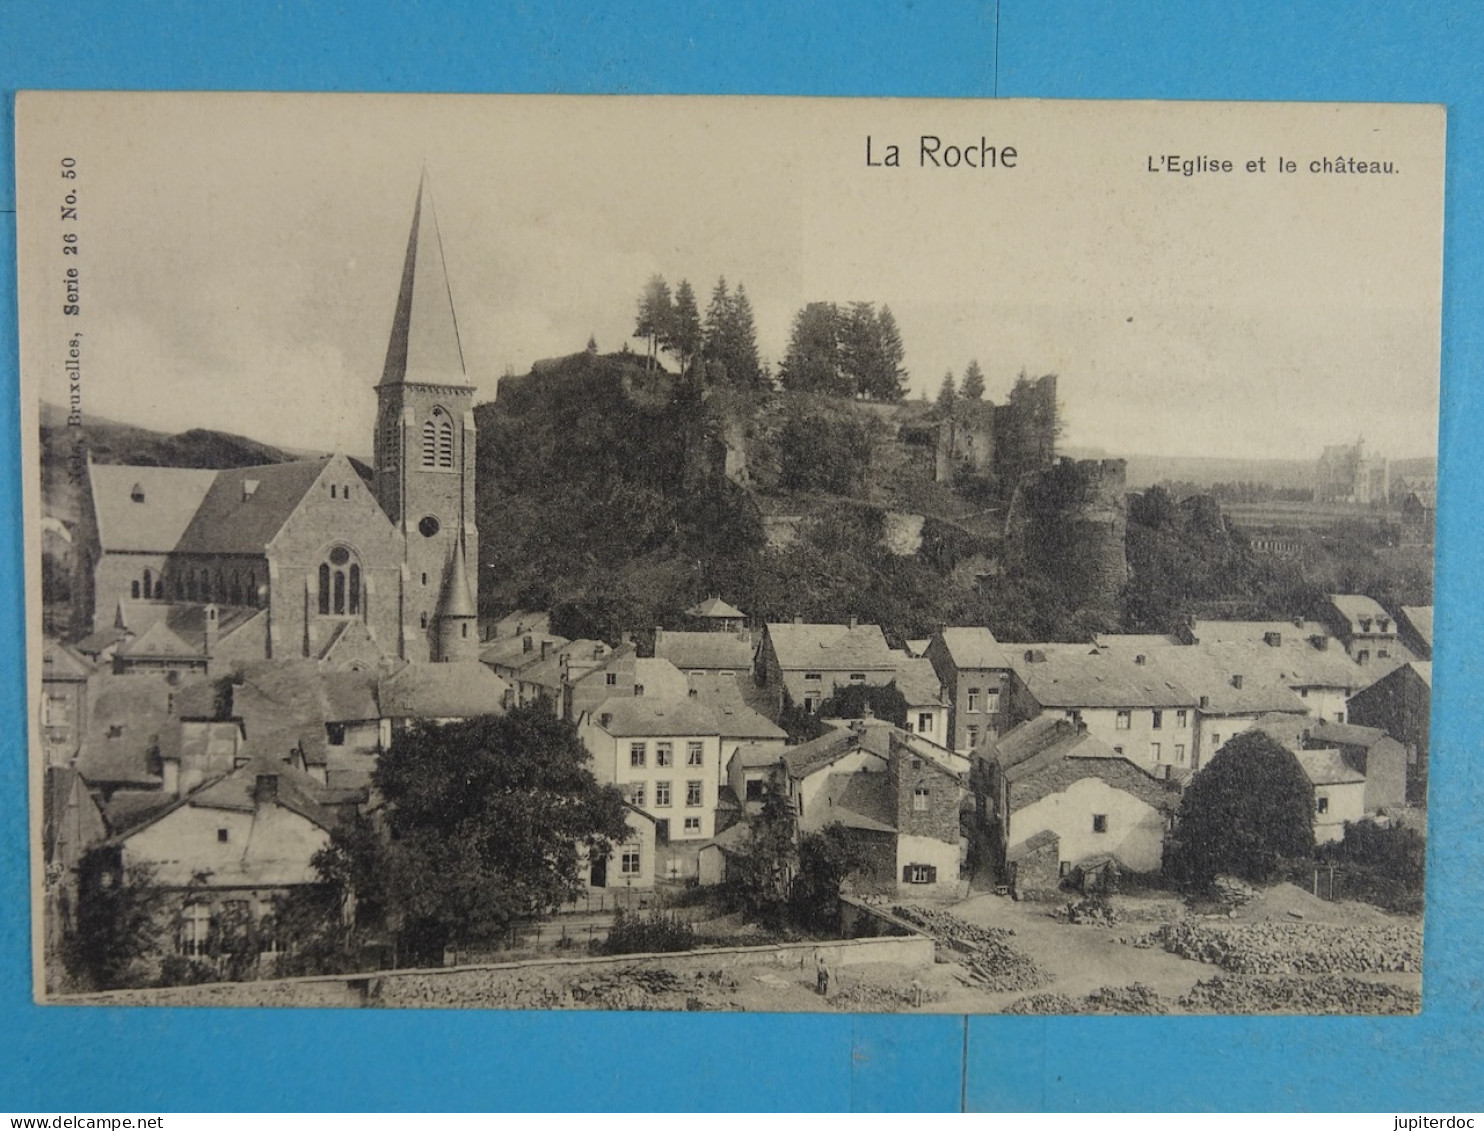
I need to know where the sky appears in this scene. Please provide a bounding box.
[16,94,1445,461]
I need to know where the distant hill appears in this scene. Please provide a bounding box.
[1062,449,1438,493]
[40,402,304,525]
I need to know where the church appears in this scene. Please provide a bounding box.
[71,177,481,673]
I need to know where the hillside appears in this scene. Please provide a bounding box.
[40,402,304,524]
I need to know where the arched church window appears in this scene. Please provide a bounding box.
[229,571,242,606]
[421,418,437,469]
[201,569,211,602]
[319,546,361,618]
[155,579,164,599]
[215,571,225,603]
[143,568,152,598]
[131,580,140,599]
[420,612,429,629]
[247,571,258,608]
[186,572,197,601]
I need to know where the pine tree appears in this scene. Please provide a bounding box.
[728,283,765,389]
[634,274,674,371]
[838,301,879,398]
[937,370,958,412]
[586,334,598,354]
[668,279,704,376]
[874,304,908,400]
[778,302,843,393]
[702,276,732,385]
[960,358,986,401]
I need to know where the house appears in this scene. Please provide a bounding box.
[1295,749,1367,843]
[1000,646,1199,777]
[684,671,788,792]
[42,765,108,977]
[488,609,551,640]
[76,672,180,801]
[924,626,1014,754]
[92,758,363,968]
[1322,594,1411,673]
[1346,661,1432,801]
[39,638,93,766]
[503,638,612,714]
[479,631,569,684]
[377,661,512,729]
[780,722,965,894]
[653,626,755,680]
[756,619,901,716]
[725,741,788,818]
[686,595,747,634]
[976,715,1181,897]
[1397,605,1433,661]
[891,655,951,748]
[1253,715,1409,814]
[67,177,481,668]
[566,649,688,723]
[584,804,658,891]
[576,697,724,872]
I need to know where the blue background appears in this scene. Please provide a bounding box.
[1,0,1479,1112]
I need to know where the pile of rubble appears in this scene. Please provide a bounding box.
[1064,897,1121,927]
[830,977,947,1012]
[1005,984,1169,1015]
[1211,874,1258,908]
[374,964,742,1011]
[891,905,1049,993]
[1181,975,1421,1015]
[1144,920,1422,975]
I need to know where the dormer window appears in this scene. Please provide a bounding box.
[130,483,145,503]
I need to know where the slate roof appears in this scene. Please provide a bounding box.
[891,656,946,707]
[986,716,1123,783]
[937,626,1010,670]
[654,630,755,671]
[379,174,470,388]
[480,632,569,668]
[688,596,746,620]
[732,741,787,769]
[1011,649,1197,709]
[684,673,787,740]
[781,728,864,780]
[1187,619,1329,645]
[78,673,178,786]
[1410,661,1432,688]
[1311,720,1389,749]
[765,622,898,672]
[1007,828,1059,861]
[1144,646,1306,715]
[87,463,218,553]
[591,696,719,738]
[378,661,511,719]
[41,639,93,682]
[115,604,264,660]
[1092,633,1181,652]
[1295,748,1366,787]
[1400,606,1433,650]
[172,459,333,556]
[1328,594,1394,633]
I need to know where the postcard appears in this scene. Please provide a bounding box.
[16,93,1443,1013]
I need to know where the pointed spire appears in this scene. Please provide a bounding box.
[441,536,477,620]
[379,172,469,387]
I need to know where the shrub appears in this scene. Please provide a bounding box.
[598,909,697,955]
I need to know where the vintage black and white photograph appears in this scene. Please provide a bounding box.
[18,93,1443,1013]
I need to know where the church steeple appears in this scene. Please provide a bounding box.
[379,172,469,389]
[373,175,480,663]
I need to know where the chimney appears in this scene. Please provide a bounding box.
[540,640,551,660]
[253,773,279,806]
[848,615,858,630]
[161,756,180,797]
[203,604,219,657]
[793,615,803,625]
[1199,695,1210,709]
[523,634,533,653]
[1264,632,1282,648]
[1134,654,1146,666]
[1231,674,1244,689]
[1293,617,1304,629]
[1025,649,1046,663]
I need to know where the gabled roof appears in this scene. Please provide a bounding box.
[78,673,178,786]
[41,639,93,682]
[1007,828,1060,862]
[731,741,787,770]
[490,609,550,638]
[1187,619,1329,645]
[764,622,898,672]
[654,630,755,671]
[114,604,264,660]
[1410,661,1432,687]
[687,596,746,620]
[1011,649,1197,709]
[890,657,946,708]
[380,174,469,389]
[1295,748,1366,787]
[590,696,719,738]
[1328,594,1393,632]
[936,626,1010,670]
[781,728,868,780]
[1311,720,1389,749]
[986,715,1124,783]
[1145,645,1307,715]
[172,459,334,556]
[87,463,217,553]
[479,632,570,668]
[684,673,787,741]
[1400,606,1433,650]
[378,661,510,719]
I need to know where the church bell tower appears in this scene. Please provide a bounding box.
[373,174,480,662]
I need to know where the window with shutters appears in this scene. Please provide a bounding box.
[903,864,937,884]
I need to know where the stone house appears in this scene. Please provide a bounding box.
[1397,605,1433,661]
[975,715,1181,896]
[1322,594,1410,673]
[653,627,755,681]
[923,626,1013,754]
[1346,660,1432,801]
[756,619,901,716]
[1294,749,1367,844]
